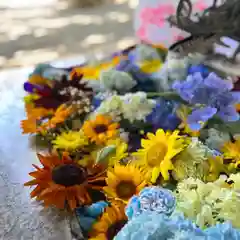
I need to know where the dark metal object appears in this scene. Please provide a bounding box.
[168,0,240,64]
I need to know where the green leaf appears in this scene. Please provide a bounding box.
[95,145,117,165]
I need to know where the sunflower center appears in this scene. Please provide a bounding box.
[52,164,87,187]
[106,220,127,240]
[94,124,108,134]
[116,181,136,199]
[146,143,167,167]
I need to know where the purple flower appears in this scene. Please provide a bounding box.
[146,99,180,131]
[187,64,209,78]
[173,72,240,129]
[187,107,217,131]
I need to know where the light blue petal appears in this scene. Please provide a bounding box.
[218,106,240,122]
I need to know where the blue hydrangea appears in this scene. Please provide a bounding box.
[76,201,108,232]
[187,64,210,78]
[125,187,176,220]
[146,99,181,131]
[172,72,240,130]
[115,212,205,240]
[116,54,156,92]
[204,222,240,240]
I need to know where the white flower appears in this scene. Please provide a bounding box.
[95,92,156,123]
[100,70,136,92]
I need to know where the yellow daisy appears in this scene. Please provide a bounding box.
[83,114,119,145]
[140,59,162,74]
[105,138,128,166]
[52,131,88,151]
[89,201,127,240]
[70,56,123,80]
[133,129,186,183]
[103,164,148,203]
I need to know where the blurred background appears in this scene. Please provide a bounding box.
[0,0,137,69]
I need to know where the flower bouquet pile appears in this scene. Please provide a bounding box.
[21,0,240,239]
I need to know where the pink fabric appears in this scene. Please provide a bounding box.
[135,0,211,47]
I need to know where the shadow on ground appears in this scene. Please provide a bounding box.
[0,0,136,69]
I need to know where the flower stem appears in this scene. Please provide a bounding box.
[147,92,187,103]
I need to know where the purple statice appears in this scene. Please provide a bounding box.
[173,72,240,130]
[146,98,181,131]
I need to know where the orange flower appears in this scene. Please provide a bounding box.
[51,104,73,125]
[39,104,73,131]
[25,104,53,119]
[83,114,119,145]
[70,56,124,80]
[28,74,50,85]
[21,118,38,134]
[21,104,54,134]
[24,154,105,210]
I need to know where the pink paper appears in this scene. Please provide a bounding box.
[134,0,211,48]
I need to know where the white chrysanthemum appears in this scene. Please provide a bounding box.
[121,92,156,123]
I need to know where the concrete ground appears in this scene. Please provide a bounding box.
[0,0,136,69]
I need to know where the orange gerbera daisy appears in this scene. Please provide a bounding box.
[83,114,119,145]
[24,154,105,210]
[21,105,54,134]
[21,118,38,134]
[25,104,53,119]
[39,104,73,131]
[89,201,127,240]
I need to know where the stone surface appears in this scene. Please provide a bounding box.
[0,56,89,239]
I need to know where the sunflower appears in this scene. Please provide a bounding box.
[103,164,148,203]
[52,131,88,151]
[133,129,186,183]
[24,154,105,210]
[89,201,127,240]
[83,114,119,145]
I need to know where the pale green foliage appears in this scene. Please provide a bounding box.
[100,70,136,92]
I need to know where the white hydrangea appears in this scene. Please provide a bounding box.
[96,92,156,123]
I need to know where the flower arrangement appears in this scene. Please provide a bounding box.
[21,27,240,240]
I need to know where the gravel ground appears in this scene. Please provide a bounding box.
[0,0,136,69]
